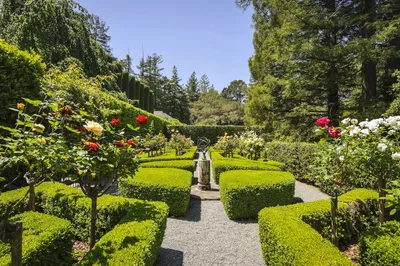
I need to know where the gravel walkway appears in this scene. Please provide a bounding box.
[294,180,330,202]
[154,199,264,266]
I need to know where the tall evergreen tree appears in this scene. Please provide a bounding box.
[198,74,212,93]
[221,80,248,102]
[186,71,200,102]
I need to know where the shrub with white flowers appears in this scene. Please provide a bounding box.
[238,131,265,160]
[214,133,238,158]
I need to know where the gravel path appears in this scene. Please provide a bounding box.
[294,180,330,202]
[155,199,264,266]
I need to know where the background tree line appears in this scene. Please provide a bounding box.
[236,0,400,140]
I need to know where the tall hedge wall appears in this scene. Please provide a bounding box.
[167,125,263,144]
[0,40,46,127]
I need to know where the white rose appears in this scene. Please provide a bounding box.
[351,119,358,125]
[392,153,400,161]
[377,143,388,152]
[341,118,351,125]
[339,156,345,161]
[84,121,104,136]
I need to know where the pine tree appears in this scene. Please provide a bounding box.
[186,71,200,102]
[198,74,212,93]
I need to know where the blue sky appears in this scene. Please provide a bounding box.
[76,0,254,91]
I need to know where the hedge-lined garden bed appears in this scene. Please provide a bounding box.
[220,170,295,219]
[120,168,192,217]
[258,189,379,265]
[140,160,195,173]
[359,221,400,266]
[0,212,73,266]
[139,147,197,163]
[0,182,169,265]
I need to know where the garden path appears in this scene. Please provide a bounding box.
[155,152,330,266]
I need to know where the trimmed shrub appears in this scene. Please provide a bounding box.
[212,159,283,185]
[0,187,29,219]
[0,40,46,127]
[78,220,160,266]
[0,212,72,266]
[140,160,195,173]
[263,142,318,182]
[359,221,400,266]
[140,147,197,163]
[220,170,295,219]
[258,189,378,265]
[120,168,192,217]
[167,125,264,144]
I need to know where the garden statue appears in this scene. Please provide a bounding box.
[197,137,211,190]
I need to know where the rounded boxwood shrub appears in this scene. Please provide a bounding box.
[220,170,295,219]
[359,221,400,266]
[120,168,192,217]
[0,212,73,266]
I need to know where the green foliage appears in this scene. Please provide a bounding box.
[186,71,200,102]
[44,64,171,133]
[221,80,247,102]
[263,142,318,182]
[190,88,245,125]
[0,40,46,127]
[212,154,283,184]
[258,189,379,265]
[78,220,161,266]
[167,125,263,144]
[139,147,197,163]
[16,182,168,242]
[140,160,195,173]
[168,130,194,155]
[359,221,400,266]
[214,133,238,157]
[0,212,73,266]
[220,170,295,219]
[0,187,29,219]
[120,168,192,217]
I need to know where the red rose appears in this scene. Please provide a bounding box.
[316,117,331,128]
[62,106,73,116]
[136,115,148,125]
[115,140,124,147]
[88,143,100,152]
[110,118,120,126]
[335,181,344,188]
[127,139,137,147]
[329,126,341,138]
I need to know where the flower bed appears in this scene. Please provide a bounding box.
[140,160,195,173]
[0,212,73,266]
[220,170,295,219]
[120,168,192,217]
[258,189,378,265]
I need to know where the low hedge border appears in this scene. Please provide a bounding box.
[220,170,295,219]
[139,147,197,163]
[359,221,400,266]
[120,168,192,217]
[212,159,283,185]
[0,211,73,266]
[78,220,160,265]
[0,182,169,265]
[140,160,195,173]
[258,189,379,265]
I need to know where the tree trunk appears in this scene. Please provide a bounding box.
[88,185,98,249]
[378,175,385,225]
[10,221,22,266]
[331,196,338,247]
[28,183,35,211]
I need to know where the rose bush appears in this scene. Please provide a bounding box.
[238,131,264,160]
[169,129,193,156]
[214,133,238,158]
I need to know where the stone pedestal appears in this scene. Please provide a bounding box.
[198,159,211,190]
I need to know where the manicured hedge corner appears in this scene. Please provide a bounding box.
[78,220,160,266]
[212,159,283,185]
[140,160,195,173]
[0,186,29,219]
[0,212,73,266]
[258,189,379,266]
[120,168,192,217]
[359,221,400,266]
[220,170,295,219]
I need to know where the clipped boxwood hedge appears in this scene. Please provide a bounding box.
[0,212,72,266]
[140,160,195,173]
[212,159,283,185]
[263,142,318,183]
[167,125,264,144]
[120,168,192,217]
[359,221,400,266]
[78,220,160,265]
[220,170,295,219]
[258,189,379,265]
[139,147,197,163]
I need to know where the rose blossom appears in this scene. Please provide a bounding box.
[115,140,124,147]
[17,103,25,110]
[127,139,137,147]
[377,143,388,152]
[392,153,400,161]
[316,117,331,128]
[329,126,341,138]
[136,115,148,125]
[110,118,120,126]
[84,121,103,136]
[88,143,100,152]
